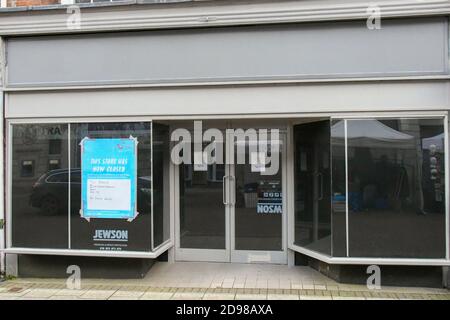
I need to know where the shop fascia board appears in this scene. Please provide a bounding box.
[0,0,449,36]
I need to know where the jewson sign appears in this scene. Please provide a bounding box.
[256,181,282,214]
[80,137,138,221]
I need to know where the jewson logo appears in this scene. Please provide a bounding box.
[93,229,128,242]
[171,121,280,175]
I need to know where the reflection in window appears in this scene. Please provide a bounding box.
[152,122,171,248]
[331,120,347,257]
[12,124,69,249]
[234,132,283,251]
[46,172,68,183]
[49,139,62,155]
[346,119,446,258]
[48,159,61,171]
[20,160,34,177]
[294,121,331,255]
[11,121,170,253]
[179,138,227,250]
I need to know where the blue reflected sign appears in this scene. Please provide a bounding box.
[80,137,138,220]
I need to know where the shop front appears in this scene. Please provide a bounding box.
[0,1,449,284]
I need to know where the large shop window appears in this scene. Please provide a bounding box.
[152,123,171,248]
[294,121,331,255]
[11,124,69,248]
[10,121,170,253]
[294,117,447,259]
[344,119,446,258]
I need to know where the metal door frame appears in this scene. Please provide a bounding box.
[174,122,288,264]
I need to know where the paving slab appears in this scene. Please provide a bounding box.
[80,289,117,299]
[1,262,449,300]
[268,293,299,300]
[141,291,175,300]
[203,292,236,300]
[110,290,145,299]
[54,289,89,296]
[23,288,60,299]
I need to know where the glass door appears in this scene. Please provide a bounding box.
[175,130,231,262]
[229,131,287,264]
[175,125,287,264]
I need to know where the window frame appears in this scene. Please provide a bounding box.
[288,112,450,266]
[4,118,173,259]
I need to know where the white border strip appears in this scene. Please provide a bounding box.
[0,0,450,35]
[344,119,349,257]
[445,115,449,260]
[6,122,12,249]
[290,244,450,266]
[67,123,71,249]
[1,240,172,259]
[150,121,154,250]
[4,75,450,93]
[5,111,449,122]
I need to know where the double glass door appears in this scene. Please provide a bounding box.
[176,129,286,264]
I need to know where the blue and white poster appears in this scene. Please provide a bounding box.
[256,181,283,214]
[80,137,138,221]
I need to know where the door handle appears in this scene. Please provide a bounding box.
[229,175,236,205]
[223,175,228,205]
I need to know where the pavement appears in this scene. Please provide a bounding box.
[0,262,449,300]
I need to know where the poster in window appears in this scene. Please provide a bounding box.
[80,137,138,221]
[256,181,283,214]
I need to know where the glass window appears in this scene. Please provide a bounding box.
[70,122,152,252]
[234,130,283,251]
[48,159,61,171]
[331,120,347,257]
[20,160,35,177]
[11,124,69,249]
[48,139,62,155]
[347,118,446,258]
[294,121,331,255]
[179,139,227,250]
[47,172,68,183]
[10,121,171,253]
[152,122,171,248]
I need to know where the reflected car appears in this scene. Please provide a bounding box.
[30,169,152,215]
[30,169,79,215]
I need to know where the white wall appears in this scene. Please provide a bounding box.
[5,80,449,119]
